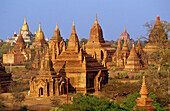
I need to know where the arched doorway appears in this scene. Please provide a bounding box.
[39,87,43,97]
[101,50,104,60]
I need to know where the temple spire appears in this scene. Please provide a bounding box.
[24,16,27,24]
[140,76,149,98]
[72,21,76,33]
[95,13,98,24]
[38,22,42,32]
[124,27,126,32]
[157,15,160,21]
[55,23,58,31]
[117,39,121,49]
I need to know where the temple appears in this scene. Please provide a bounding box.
[6,16,34,45]
[85,14,115,66]
[30,22,48,49]
[134,76,156,111]
[119,27,134,43]
[52,22,108,94]
[3,28,31,65]
[30,48,65,97]
[144,15,167,54]
[125,44,141,71]
[48,23,65,58]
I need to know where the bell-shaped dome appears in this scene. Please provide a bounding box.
[35,22,46,43]
[89,14,105,43]
[22,16,29,31]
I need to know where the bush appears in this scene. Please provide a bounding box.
[117,71,128,79]
[134,74,140,79]
[60,94,128,111]
[110,66,116,72]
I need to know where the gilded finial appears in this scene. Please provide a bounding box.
[14,32,16,34]
[55,23,58,30]
[133,44,135,47]
[72,21,76,33]
[24,16,27,24]
[73,21,75,26]
[95,13,98,24]
[38,21,42,32]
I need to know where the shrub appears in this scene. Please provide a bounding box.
[110,66,116,72]
[60,94,128,111]
[134,74,140,79]
[117,71,128,79]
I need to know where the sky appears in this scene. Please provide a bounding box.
[0,0,169,41]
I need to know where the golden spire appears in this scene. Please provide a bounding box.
[22,16,29,31]
[72,21,76,33]
[24,16,27,24]
[55,23,58,30]
[95,13,98,24]
[139,76,149,98]
[38,22,42,32]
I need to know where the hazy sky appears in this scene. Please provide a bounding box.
[0,0,169,41]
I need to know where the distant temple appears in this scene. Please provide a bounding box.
[6,17,34,45]
[3,28,31,65]
[116,27,134,43]
[85,14,115,66]
[112,39,147,71]
[144,15,167,54]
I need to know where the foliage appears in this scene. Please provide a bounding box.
[60,94,128,111]
[79,38,88,46]
[102,80,140,100]
[110,66,116,72]
[122,92,165,111]
[117,71,128,79]
[0,43,14,59]
[134,74,141,79]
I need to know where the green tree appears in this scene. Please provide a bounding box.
[59,94,128,111]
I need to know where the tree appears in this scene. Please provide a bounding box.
[141,20,170,73]
[59,94,128,111]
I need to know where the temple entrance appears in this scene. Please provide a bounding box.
[101,50,104,60]
[39,87,43,97]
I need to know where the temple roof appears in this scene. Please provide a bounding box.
[22,16,29,31]
[122,40,129,53]
[35,22,46,43]
[16,28,25,43]
[50,23,63,42]
[120,27,129,36]
[67,22,80,52]
[88,14,105,43]
[139,76,149,98]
